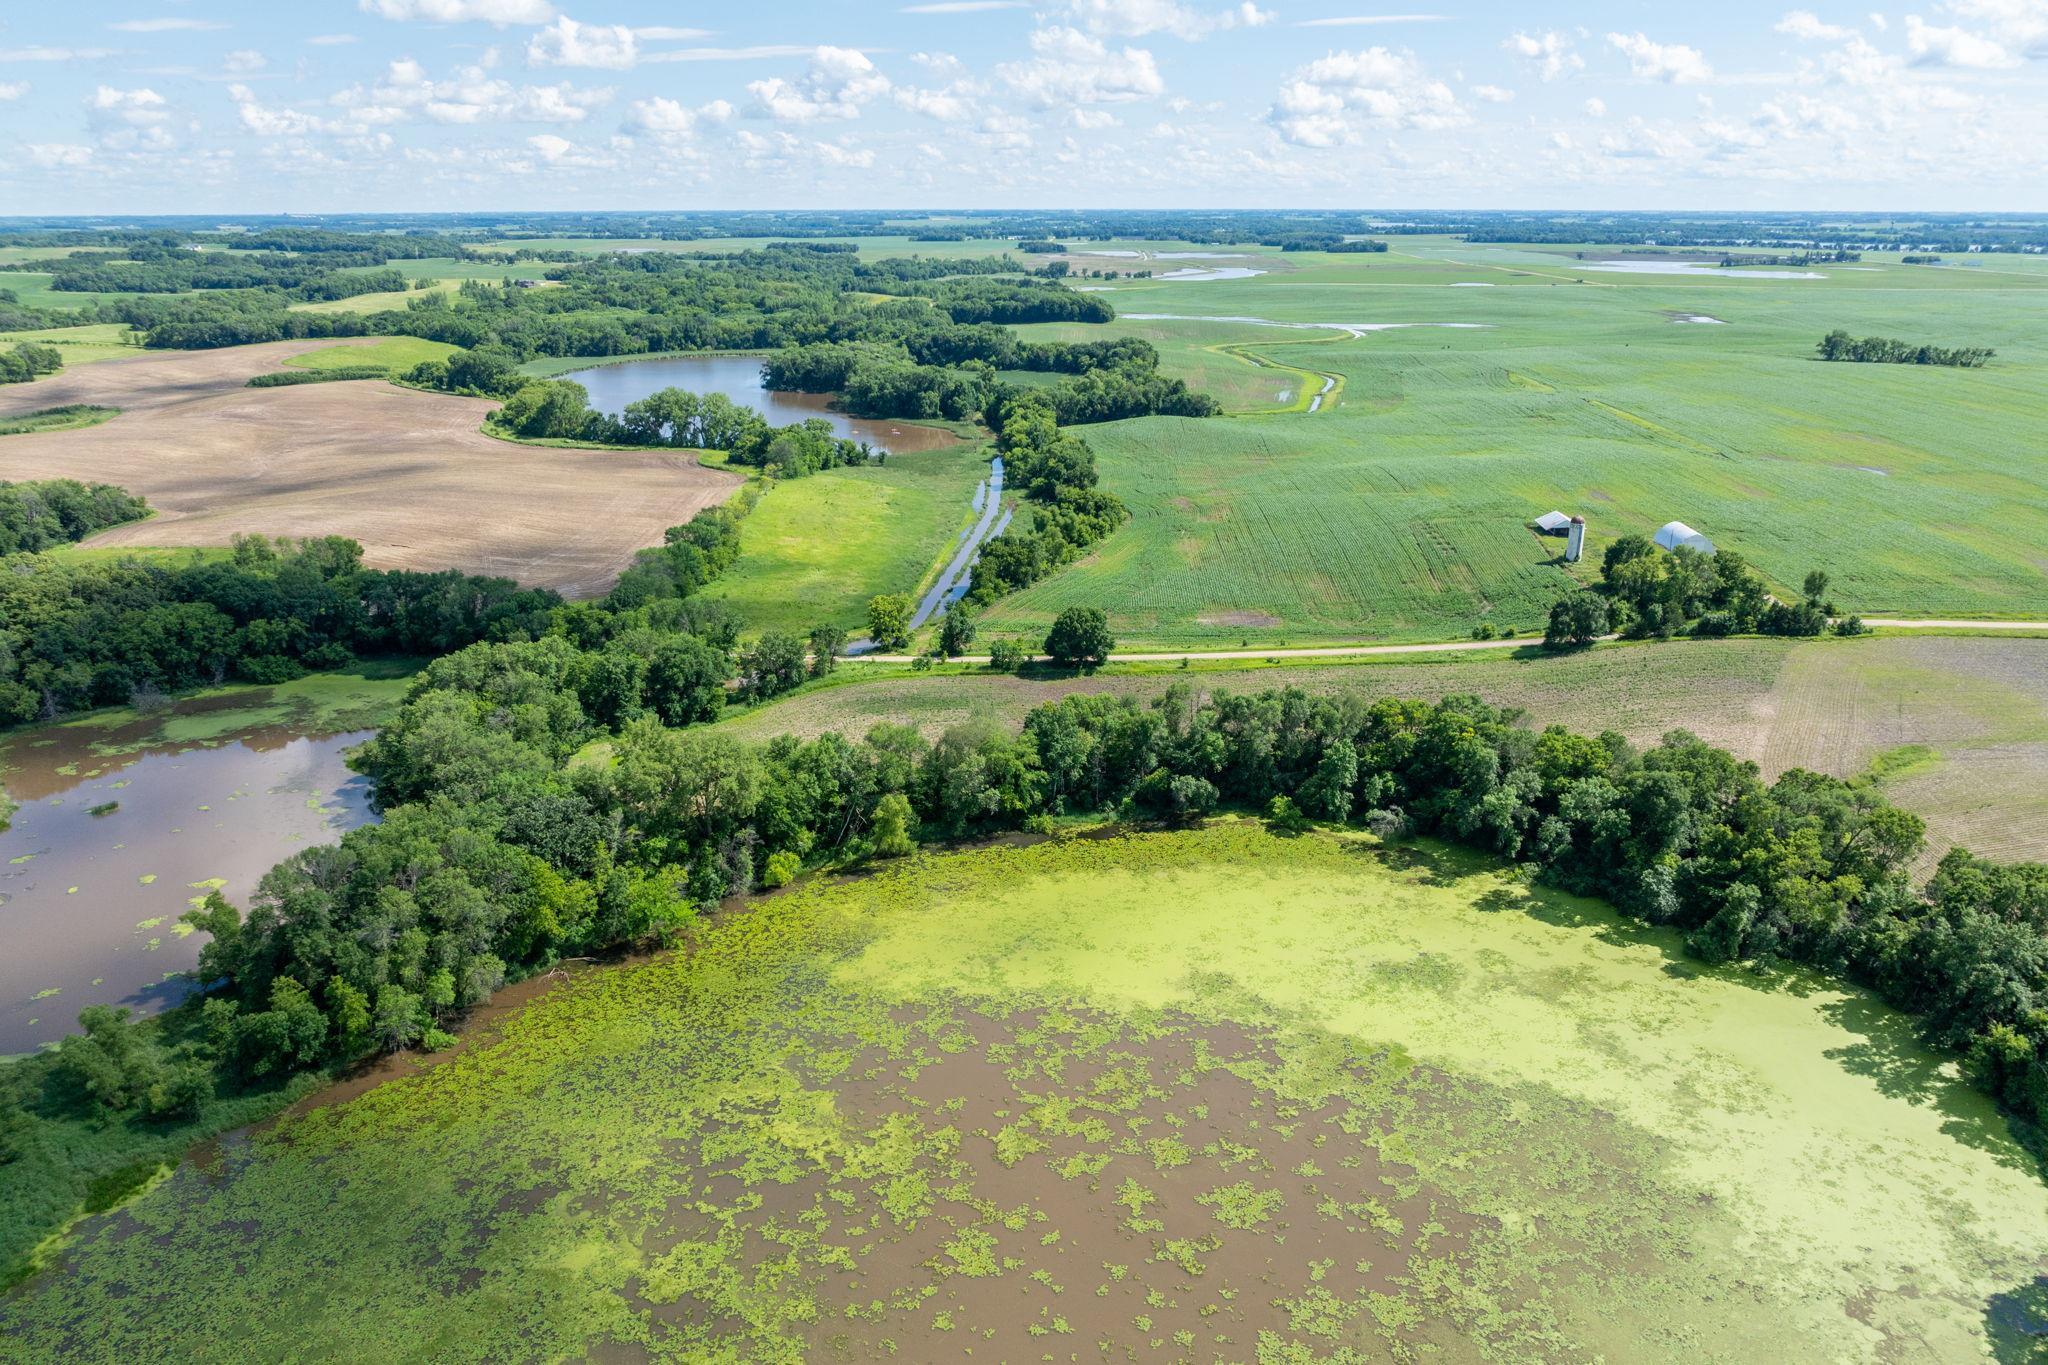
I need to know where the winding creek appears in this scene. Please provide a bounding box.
[0,701,381,1058]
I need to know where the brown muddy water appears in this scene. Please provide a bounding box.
[561,353,962,454]
[0,718,374,1058]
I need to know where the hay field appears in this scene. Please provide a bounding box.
[0,340,739,597]
[723,634,2048,868]
[5,823,2040,1361]
[992,243,2048,647]
[699,446,985,636]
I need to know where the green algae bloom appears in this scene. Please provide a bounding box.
[2,823,2043,1362]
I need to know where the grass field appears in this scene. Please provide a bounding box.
[722,633,2048,870]
[281,337,458,372]
[4,820,2041,1360]
[700,447,986,636]
[0,324,141,367]
[983,240,2048,647]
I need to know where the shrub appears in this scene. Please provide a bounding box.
[761,850,803,888]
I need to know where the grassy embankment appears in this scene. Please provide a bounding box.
[1,820,2041,1359]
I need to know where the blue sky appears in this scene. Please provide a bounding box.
[1,0,2043,212]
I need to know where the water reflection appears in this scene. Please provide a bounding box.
[0,726,375,1056]
[561,353,961,454]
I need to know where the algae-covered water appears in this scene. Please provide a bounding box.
[2,822,2043,1361]
[0,671,403,1056]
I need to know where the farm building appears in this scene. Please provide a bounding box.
[1655,521,1716,554]
[1532,510,1573,534]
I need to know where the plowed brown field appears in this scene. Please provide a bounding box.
[0,339,740,597]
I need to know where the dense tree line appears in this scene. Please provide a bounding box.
[1816,330,1993,368]
[0,341,62,385]
[26,660,2044,1141]
[1546,537,1851,647]
[967,394,1128,601]
[764,336,1217,427]
[0,535,559,725]
[0,479,149,555]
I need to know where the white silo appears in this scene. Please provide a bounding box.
[1566,516,1586,563]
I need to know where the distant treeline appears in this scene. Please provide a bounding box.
[1720,250,1859,266]
[763,333,1218,425]
[1817,330,1993,368]
[0,534,560,725]
[73,245,1109,358]
[0,478,149,555]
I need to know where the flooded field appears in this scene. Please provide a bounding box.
[0,673,403,1057]
[6,822,2042,1361]
[562,353,961,454]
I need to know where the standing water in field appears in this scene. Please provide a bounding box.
[0,711,377,1058]
[560,354,960,454]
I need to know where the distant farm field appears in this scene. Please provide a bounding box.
[0,340,739,597]
[701,446,985,637]
[282,337,458,372]
[993,241,2048,647]
[723,634,2048,869]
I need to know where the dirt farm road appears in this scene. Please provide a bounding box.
[855,619,2048,665]
[0,339,740,598]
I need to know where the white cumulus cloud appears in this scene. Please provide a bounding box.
[746,46,892,121]
[526,16,638,68]
[999,27,1165,105]
[624,95,733,137]
[1904,15,2019,66]
[1062,0,1273,40]
[359,0,555,23]
[1268,46,1464,146]
[1776,10,1854,40]
[1607,32,1714,83]
[1503,31,1582,81]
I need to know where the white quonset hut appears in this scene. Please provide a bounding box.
[1655,521,1716,554]
[1533,510,1573,533]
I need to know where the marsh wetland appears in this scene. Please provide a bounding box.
[4,823,2042,1361]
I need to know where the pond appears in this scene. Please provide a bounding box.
[560,353,961,454]
[0,689,392,1058]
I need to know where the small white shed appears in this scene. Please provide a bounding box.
[1532,510,1573,534]
[1655,521,1716,554]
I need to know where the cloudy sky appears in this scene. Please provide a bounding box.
[1,0,2043,213]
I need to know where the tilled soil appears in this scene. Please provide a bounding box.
[0,339,741,597]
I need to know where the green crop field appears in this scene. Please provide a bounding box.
[987,240,2048,648]
[700,446,987,637]
[723,633,2048,871]
[281,337,458,372]
[3,821,2040,1361]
